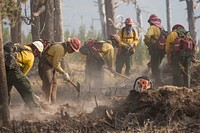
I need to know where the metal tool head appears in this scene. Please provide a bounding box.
[76,82,81,97]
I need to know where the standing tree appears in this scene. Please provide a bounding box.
[54,0,64,42]
[54,0,69,73]
[105,0,116,39]
[97,0,107,39]
[30,0,41,41]
[9,0,21,43]
[180,0,200,40]
[40,0,54,41]
[166,0,172,32]
[0,1,10,126]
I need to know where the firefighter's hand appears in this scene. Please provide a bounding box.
[191,56,196,63]
[63,73,70,81]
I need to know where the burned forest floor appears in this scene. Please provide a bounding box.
[2,62,200,132]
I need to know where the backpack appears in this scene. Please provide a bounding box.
[157,29,168,50]
[121,27,136,40]
[80,39,104,55]
[4,42,30,70]
[80,39,104,66]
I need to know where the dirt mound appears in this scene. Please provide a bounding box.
[110,87,200,127]
[3,86,200,132]
[2,63,200,132]
[191,64,200,87]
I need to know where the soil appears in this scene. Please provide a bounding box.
[1,62,200,132]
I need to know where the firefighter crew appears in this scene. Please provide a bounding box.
[6,41,44,111]
[144,14,166,87]
[165,24,196,87]
[116,17,139,76]
[79,34,120,88]
[38,38,81,104]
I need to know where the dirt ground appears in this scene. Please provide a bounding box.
[2,62,200,132]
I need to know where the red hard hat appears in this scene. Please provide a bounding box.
[172,24,184,31]
[68,38,81,52]
[125,18,133,25]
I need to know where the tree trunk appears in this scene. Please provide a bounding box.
[0,5,10,126]
[166,0,171,32]
[54,0,68,71]
[105,0,116,39]
[135,1,143,42]
[186,0,197,40]
[30,0,40,41]
[54,0,64,42]
[10,0,22,43]
[40,0,54,41]
[98,0,107,40]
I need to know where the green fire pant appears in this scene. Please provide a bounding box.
[38,63,57,104]
[172,53,191,87]
[85,56,104,88]
[150,52,164,87]
[7,70,40,110]
[116,47,132,76]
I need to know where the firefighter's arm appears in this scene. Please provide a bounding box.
[101,43,115,71]
[52,51,65,74]
[143,27,155,46]
[165,32,177,54]
[22,59,34,75]
[166,32,178,64]
[132,31,139,46]
[18,51,34,75]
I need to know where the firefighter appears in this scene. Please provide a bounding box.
[38,38,81,104]
[6,41,44,111]
[116,17,139,76]
[144,14,166,87]
[165,24,196,87]
[79,34,120,88]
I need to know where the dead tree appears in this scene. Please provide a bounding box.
[10,0,22,43]
[40,0,54,41]
[180,0,200,40]
[54,0,64,42]
[30,0,41,41]
[166,0,172,32]
[97,0,107,40]
[0,4,10,126]
[134,1,143,41]
[54,0,69,72]
[105,0,116,39]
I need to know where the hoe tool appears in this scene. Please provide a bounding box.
[68,79,81,97]
[103,67,131,80]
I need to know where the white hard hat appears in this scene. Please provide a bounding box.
[32,41,44,53]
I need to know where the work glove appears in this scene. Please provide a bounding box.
[127,45,136,55]
[62,72,70,81]
[191,55,196,63]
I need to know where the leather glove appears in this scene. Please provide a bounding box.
[191,55,196,63]
[62,72,70,81]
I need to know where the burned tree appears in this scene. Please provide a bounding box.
[180,0,200,40]
[105,0,116,39]
[0,2,10,126]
